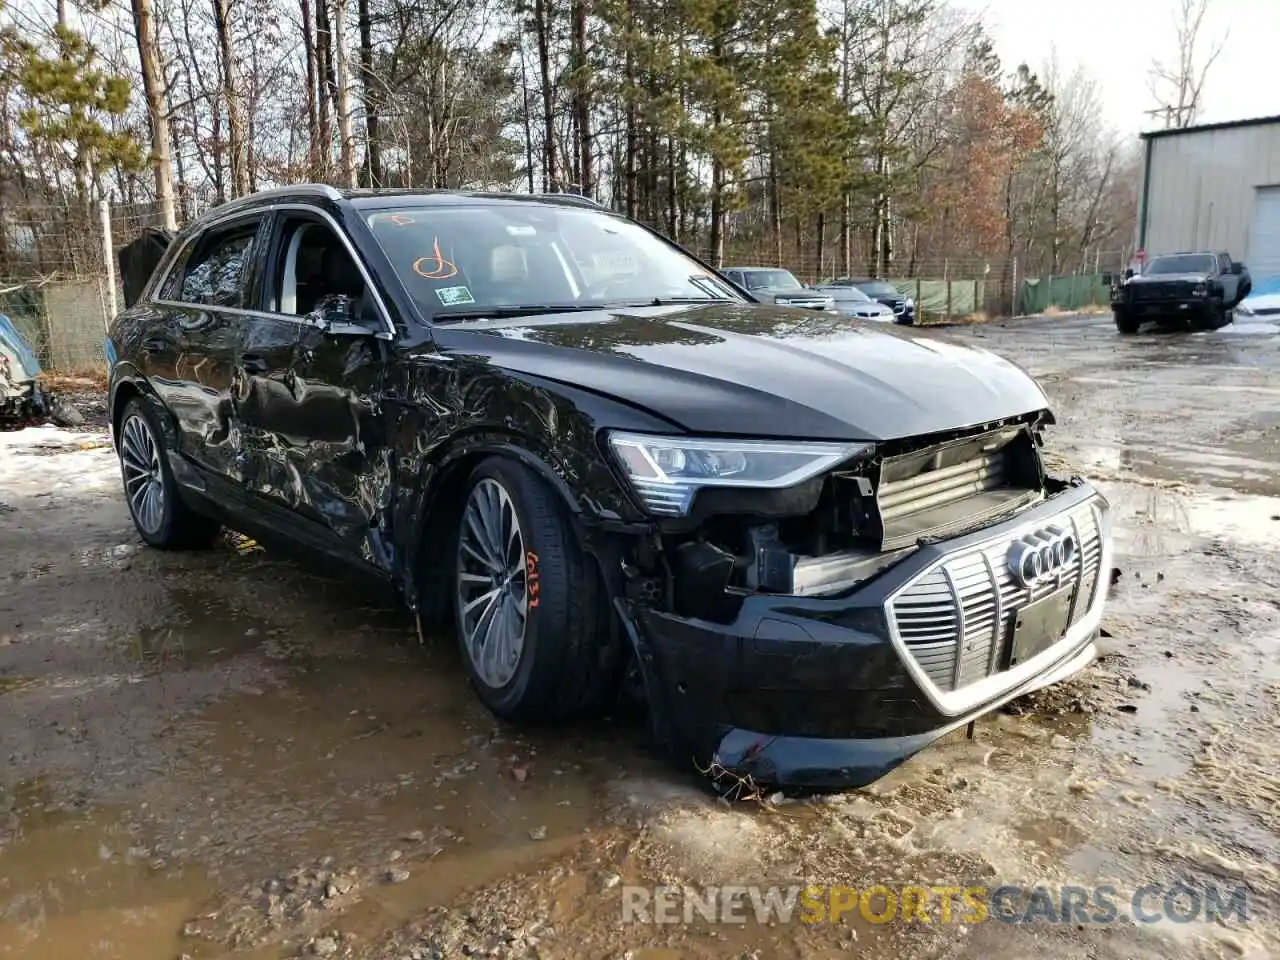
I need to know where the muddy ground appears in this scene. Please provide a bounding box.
[2,313,1279,959]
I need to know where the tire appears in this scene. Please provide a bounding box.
[1114,310,1140,334]
[452,456,620,722]
[1193,300,1228,331]
[117,397,221,549]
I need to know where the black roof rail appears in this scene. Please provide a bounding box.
[532,191,603,208]
[211,183,343,214]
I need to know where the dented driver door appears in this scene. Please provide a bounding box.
[285,316,393,572]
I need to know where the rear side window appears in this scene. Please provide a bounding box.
[171,221,261,308]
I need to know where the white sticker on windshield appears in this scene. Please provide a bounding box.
[505,224,536,236]
[435,285,476,306]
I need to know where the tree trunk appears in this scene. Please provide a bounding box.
[709,154,725,268]
[316,0,334,177]
[839,193,851,276]
[518,41,536,192]
[769,151,782,264]
[130,0,177,229]
[815,211,826,279]
[213,0,249,197]
[300,0,319,176]
[570,0,592,197]
[665,137,677,238]
[533,0,556,190]
[333,0,357,188]
[623,10,636,217]
[357,0,381,186]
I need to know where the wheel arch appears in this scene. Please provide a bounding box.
[109,372,174,451]
[404,431,587,622]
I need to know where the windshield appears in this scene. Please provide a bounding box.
[739,269,803,291]
[855,280,899,296]
[1145,254,1215,275]
[364,204,740,318]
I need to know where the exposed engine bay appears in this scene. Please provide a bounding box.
[635,414,1052,623]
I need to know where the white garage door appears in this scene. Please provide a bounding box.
[1250,186,1280,287]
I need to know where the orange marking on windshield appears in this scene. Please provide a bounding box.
[412,236,458,280]
[390,214,415,226]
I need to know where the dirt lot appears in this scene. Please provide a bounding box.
[3,313,1279,960]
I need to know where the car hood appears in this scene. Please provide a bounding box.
[1241,292,1280,313]
[757,287,825,299]
[432,304,1048,441]
[1130,272,1207,284]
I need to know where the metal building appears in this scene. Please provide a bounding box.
[1138,115,1280,291]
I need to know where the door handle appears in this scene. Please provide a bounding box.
[241,354,269,374]
[142,336,168,353]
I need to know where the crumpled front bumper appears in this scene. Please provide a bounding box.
[623,481,1111,790]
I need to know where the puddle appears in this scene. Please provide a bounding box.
[0,784,212,960]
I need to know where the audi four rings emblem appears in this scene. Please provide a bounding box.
[1007,525,1077,587]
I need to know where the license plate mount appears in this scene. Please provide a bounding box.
[1009,586,1074,666]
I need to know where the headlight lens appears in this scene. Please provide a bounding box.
[1193,283,1208,296]
[904,297,915,309]
[607,432,870,516]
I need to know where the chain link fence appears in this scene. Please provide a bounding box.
[0,198,167,375]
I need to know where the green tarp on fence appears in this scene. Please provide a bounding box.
[883,279,987,319]
[1018,274,1111,314]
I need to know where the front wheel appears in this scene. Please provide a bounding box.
[453,457,622,721]
[1114,310,1140,334]
[117,398,221,548]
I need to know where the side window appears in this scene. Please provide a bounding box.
[1218,253,1232,274]
[271,217,368,317]
[156,238,196,301]
[725,270,741,286]
[178,222,260,308]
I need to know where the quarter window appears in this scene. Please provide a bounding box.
[177,222,260,307]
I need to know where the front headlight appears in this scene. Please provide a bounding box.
[904,297,915,309]
[1193,283,1208,296]
[607,432,870,517]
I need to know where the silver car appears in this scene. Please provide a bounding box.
[813,285,896,321]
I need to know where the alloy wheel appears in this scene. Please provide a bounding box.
[120,413,166,535]
[456,477,528,688]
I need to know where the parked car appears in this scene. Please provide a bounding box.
[812,284,895,321]
[1234,289,1280,319]
[0,312,44,421]
[107,186,1112,789]
[825,278,915,324]
[1112,251,1251,334]
[721,266,835,310]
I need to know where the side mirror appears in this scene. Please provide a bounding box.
[1232,261,1245,275]
[310,294,374,337]
[1124,268,1135,280]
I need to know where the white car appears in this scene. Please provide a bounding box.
[1235,290,1280,318]
[813,285,897,321]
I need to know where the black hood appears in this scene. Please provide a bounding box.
[431,304,1049,441]
[1130,272,1207,284]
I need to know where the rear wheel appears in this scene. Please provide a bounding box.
[1114,310,1140,334]
[118,398,221,548]
[453,457,621,721]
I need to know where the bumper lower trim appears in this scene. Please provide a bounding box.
[715,636,1097,790]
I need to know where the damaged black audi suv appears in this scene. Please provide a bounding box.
[107,186,1111,789]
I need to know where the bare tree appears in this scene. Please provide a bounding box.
[1148,0,1226,129]
[130,0,178,228]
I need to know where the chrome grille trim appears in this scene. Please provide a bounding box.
[884,493,1111,716]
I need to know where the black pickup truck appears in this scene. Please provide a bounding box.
[1112,251,1251,334]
